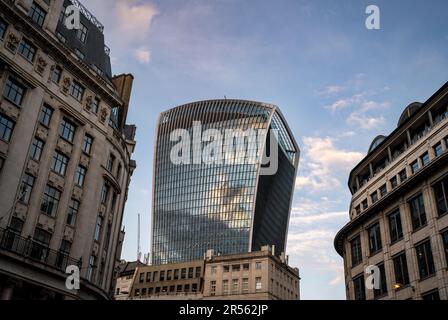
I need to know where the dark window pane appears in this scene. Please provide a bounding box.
[409,194,427,230]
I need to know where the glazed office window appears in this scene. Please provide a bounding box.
[29,2,46,27]
[420,152,430,167]
[82,134,93,154]
[146,272,152,282]
[30,138,44,161]
[399,169,407,183]
[223,265,230,273]
[368,223,382,255]
[350,235,362,267]
[59,118,76,142]
[441,230,448,266]
[362,199,368,211]
[66,199,80,226]
[390,176,398,189]
[9,217,24,234]
[181,268,186,279]
[232,279,239,294]
[90,97,100,114]
[242,278,249,293]
[100,184,109,204]
[76,23,88,43]
[139,273,144,283]
[211,266,217,274]
[222,280,229,295]
[210,281,216,296]
[18,38,37,62]
[388,209,403,243]
[56,32,67,44]
[51,66,62,84]
[243,263,250,271]
[379,184,387,198]
[232,264,240,272]
[69,81,85,101]
[415,240,435,279]
[0,113,15,142]
[40,185,61,217]
[434,142,443,157]
[373,263,388,298]
[19,173,35,204]
[433,176,448,216]
[107,154,115,172]
[353,274,366,300]
[39,104,53,126]
[188,267,194,278]
[355,205,361,215]
[3,78,26,105]
[94,216,103,242]
[75,49,85,60]
[87,255,96,281]
[393,252,410,286]
[370,191,379,204]
[0,17,7,40]
[411,160,420,174]
[409,193,427,230]
[74,166,87,187]
[51,151,69,176]
[422,290,440,300]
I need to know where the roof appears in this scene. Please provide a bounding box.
[117,261,146,277]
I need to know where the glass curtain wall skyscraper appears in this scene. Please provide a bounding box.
[151,100,299,265]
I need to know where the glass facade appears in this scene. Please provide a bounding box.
[151,100,299,265]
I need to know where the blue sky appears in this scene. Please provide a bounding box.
[87,0,448,299]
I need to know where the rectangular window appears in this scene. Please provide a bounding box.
[19,173,35,204]
[232,279,239,294]
[242,278,249,293]
[139,273,144,283]
[222,280,229,295]
[0,113,15,142]
[232,264,240,272]
[69,81,85,101]
[39,104,53,126]
[223,265,230,273]
[399,169,407,183]
[181,268,186,279]
[350,235,362,267]
[379,184,387,198]
[51,151,69,176]
[159,271,165,281]
[409,193,427,230]
[74,166,87,187]
[393,252,410,287]
[75,49,85,60]
[66,199,80,226]
[51,66,62,84]
[442,230,448,266]
[87,255,96,281]
[388,209,403,243]
[373,263,387,298]
[411,160,420,174]
[353,274,366,300]
[90,97,100,114]
[355,205,361,215]
[211,266,217,274]
[255,262,262,270]
[29,2,47,27]
[3,78,26,105]
[101,184,109,204]
[195,267,201,278]
[94,216,103,241]
[243,263,250,271]
[30,138,44,161]
[146,272,152,282]
[107,154,115,172]
[210,281,216,296]
[390,176,398,189]
[40,185,61,217]
[434,142,443,157]
[76,23,88,43]
[433,176,448,217]
[362,199,368,211]
[368,223,382,255]
[420,152,430,167]
[31,228,51,261]
[82,134,93,154]
[0,18,7,40]
[422,290,440,300]
[167,270,172,281]
[59,118,76,142]
[18,38,37,62]
[188,267,194,278]
[173,269,179,280]
[56,32,67,44]
[371,191,379,204]
[415,240,435,279]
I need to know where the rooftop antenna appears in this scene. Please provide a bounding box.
[137,213,142,262]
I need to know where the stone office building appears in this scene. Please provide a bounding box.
[0,0,136,299]
[334,81,448,300]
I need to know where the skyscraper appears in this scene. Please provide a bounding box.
[151,99,299,265]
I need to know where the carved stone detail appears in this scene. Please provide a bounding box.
[35,56,48,75]
[85,95,93,111]
[61,76,71,94]
[100,107,108,123]
[6,33,20,52]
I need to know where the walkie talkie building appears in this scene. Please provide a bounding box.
[151,100,299,265]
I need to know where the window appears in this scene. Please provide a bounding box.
[362,199,368,210]
[87,255,96,281]
[223,265,230,273]
[355,205,361,215]
[195,267,201,278]
[0,113,15,142]
[255,277,262,291]
[434,142,443,157]
[31,228,51,261]
[146,272,152,282]
[242,278,249,293]
[56,32,67,44]
[420,152,430,167]
[0,18,7,40]
[243,263,250,271]
[56,240,71,269]
[211,266,217,274]
[422,290,440,300]
[70,81,85,101]
[210,281,216,296]
[107,154,115,172]
[30,138,44,161]
[74,166,87,187]
[51,66,62,84]
[101,184,109,204]
[415,240,435,279]
[92,64,104,77]
[188,267,194,278]
[388,209,403,243]
[368,223,382,255]
[19,173,35,204]
[75,49,85,60]
[76,23,88,43]
[433,177,448,217]
[94,216,103,241]
[139,273,144,283]
[373,263,387,298]
[51,151,69,176]
[399,169,407,183]
[350,235,362,267]
[40,185,61,217]
[82,135,93,154]
[371,191,378,204]
[167,270,172,280]
[232,279,239,294]
[393,253,410,287]
[411,160,419,174]
[29,2,46,27]
[39,104,53,126]
[181,268,186,279]
[353,274,366,300]
[409,193,427,230]
[222,280,229,295]
[66,199,80,226]
[379,184,387,198]
[90,97,100,114]
[59,118,76,142]
[18,38,37,62]
[442,230,448,266]
[160,271,165,281]
[3,78,26,105]
[255,262,262,270]
[232,264,240,272]
[390,176,398,189]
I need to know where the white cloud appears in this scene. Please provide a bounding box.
[116,0,158,38]
[290,211,346,225]
[134,47,151,64]
[347,112,385,130]
[317,85,345,96]
[324,93,365,112]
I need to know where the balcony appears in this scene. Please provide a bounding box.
[0,228,80,272]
